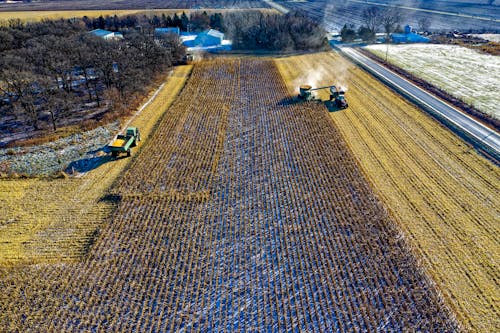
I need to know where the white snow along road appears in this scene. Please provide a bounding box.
[338,46,500,162]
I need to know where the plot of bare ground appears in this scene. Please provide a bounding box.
[0,65,192,265]
[276,51,499,332]
[0,0,267,11]
[0,58,457,331]
[0,8,277,23]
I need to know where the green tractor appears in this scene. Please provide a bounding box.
[108,127,140,157]
[298,84,348,109]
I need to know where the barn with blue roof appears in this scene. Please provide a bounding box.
[193,29,224,47]
[391,25,430,44]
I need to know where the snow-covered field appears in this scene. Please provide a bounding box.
[472,34,500,43]
[0,123,119,175]
[365,44,500,119]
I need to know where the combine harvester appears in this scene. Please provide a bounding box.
[108,127,141,157]
[298,84,348,109]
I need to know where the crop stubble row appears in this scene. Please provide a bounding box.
[342,72,499,331]
[0,58,457,331]
[275,52,499,332]
[116,59,239,196]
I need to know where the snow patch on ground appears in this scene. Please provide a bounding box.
[0,122,120,176]
[472,34,500,43]
[365,44,500,119]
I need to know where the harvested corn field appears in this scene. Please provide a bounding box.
[0,58,457,331]
[276,52,500,332]
[0,65,192,265]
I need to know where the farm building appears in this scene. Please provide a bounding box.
[391,25,430,43]
[89,29,123,41]
[180,29,231,51]
[193,29,224,47]
[154,27,180,36]
[180,32,198,47]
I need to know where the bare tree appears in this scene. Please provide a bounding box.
[0,55,42,130]
[0,31,14,52]
[41,81,75,131]
[1,73,41,130]
[24,36,73,93]
[417,17,431,32]
[380,8,403,61]
[362,6,382,32]
[381,8,403,38]
[157,33,186,64]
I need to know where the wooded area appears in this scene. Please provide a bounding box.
[0,10,326,144]
[341,6,405,42]
[0,17,185,141]
[80,11,224,33]
[224,10,329,51]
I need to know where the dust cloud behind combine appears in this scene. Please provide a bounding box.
[292,57,352,95]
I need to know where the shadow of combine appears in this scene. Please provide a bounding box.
[277,96,302,106]
[324,100,347,113]
[277,97,348,113]
[277,96,319,107]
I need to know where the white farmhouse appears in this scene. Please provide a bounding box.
[89,29,124,41]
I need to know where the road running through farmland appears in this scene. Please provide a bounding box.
[347,0,500,22]
[263,0,289,14]
[339,46,500,161]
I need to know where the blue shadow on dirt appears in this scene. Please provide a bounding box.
[277,97,347,113]
[65,147,127,174]
[277,96,303,106]
[324,100,347,113]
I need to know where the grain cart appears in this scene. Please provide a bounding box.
[298,84,348,109]
[108,127,140,157]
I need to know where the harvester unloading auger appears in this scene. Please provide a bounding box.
[298,84,348,109]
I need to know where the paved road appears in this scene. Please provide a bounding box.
[339,46,500,161]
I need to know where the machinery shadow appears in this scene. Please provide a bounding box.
[276,96,305,106]
[64,147,118,175]
[276,97,348,114]
[324,100,347,113]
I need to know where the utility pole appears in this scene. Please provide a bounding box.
[385,40,389,61]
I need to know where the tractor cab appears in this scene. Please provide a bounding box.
[334,94,348,109]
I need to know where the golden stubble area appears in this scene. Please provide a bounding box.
[276,51,499,332]
[0,65,192,265]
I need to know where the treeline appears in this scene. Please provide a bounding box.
[82,11,224,33]
[341,6,406,42]
[0,18,185,132]
[340,24,378,42]
[224,11,329,51]
[82,10,327,51]
[0,10,327,136]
